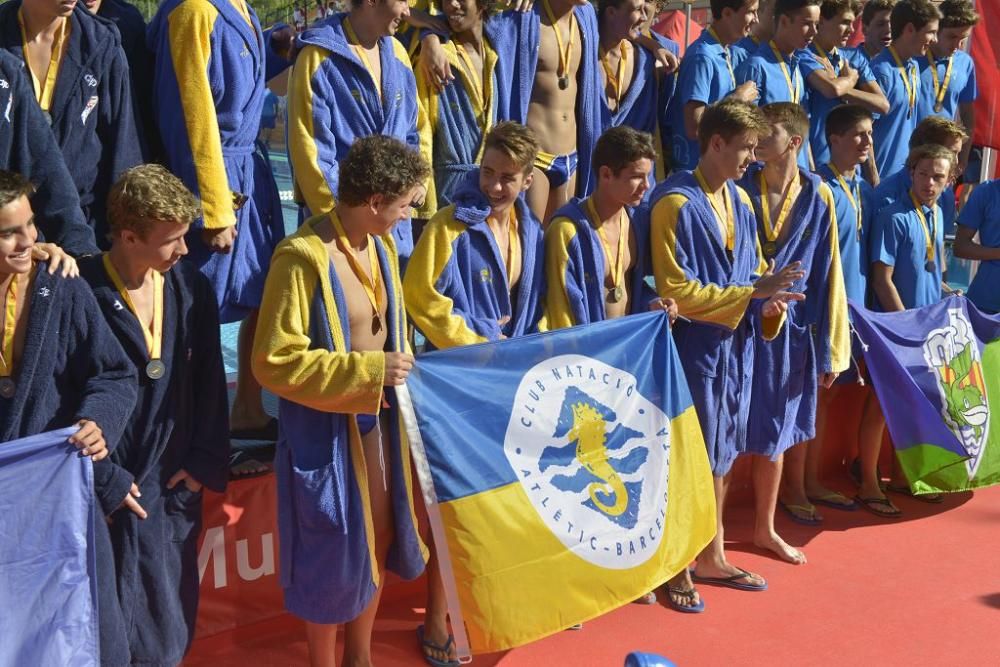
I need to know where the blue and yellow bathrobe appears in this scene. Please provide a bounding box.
[287,13,423,258]
[148,0,289,323]
[738,166,849,458]
[486,3,603,197]
[645,172,783,476]
[403,171,545,349]
[543,197,656,329]
[415,34,499,219]
[251,215,427,624]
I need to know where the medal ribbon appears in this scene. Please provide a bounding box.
[586,198,628,291]
[694,167,734,251]
[708,26,736,86]
[344,17,381,100]
[103,254,163,360]
[908,190,938,263]
[758,170,801,242]
[330,209,384,325]
[18,11,68,112]
[492,207,520,283]
[828,163,863,240]
[0,275,18,378]
[888,45,918,114]
[927,51,953,111]
[813,43,841,75]
[542,0,576,86]
[600,42,628,107]
[769,40,800,103]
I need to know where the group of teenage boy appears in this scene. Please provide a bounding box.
[3,0,1000,666]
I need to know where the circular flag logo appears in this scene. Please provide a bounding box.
[504,354,671,569]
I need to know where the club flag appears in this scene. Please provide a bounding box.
[0,427,98,666]
[849,297,1000,493]
[401,312,716,653]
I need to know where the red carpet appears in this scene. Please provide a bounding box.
[184,482,1000,666]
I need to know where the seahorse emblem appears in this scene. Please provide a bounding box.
[568,402,628,516]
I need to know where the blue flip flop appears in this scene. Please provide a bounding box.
[665,585,705,613]
[691,568,768,592]
[417,625,459,667]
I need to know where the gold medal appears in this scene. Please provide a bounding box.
[0,377,14,399]
[542,0,576,94]
[763,241,777,257]
[608,285,624,303]
[558,76,569,90]
[330,210,385,335]
[371,315,382,335]
[585,199,629,307]
[145,360,166,380]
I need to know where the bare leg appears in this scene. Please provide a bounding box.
[230,310,272,431]
[525,167,551,226]
[858,392,893,500]
[752,455,806,564]
[340,421,397,666]
[693,475,766,586]
[421,547,456,663]
[779,443,814,515]
[803,387,855,506]
[305,622,338,667]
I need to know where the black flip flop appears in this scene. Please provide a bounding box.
[855,495,903,518]
[691,567,767,592]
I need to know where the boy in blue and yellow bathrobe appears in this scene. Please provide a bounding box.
[0,1,142,246]
[415,0,500,219]
[405,121,545,350]
[287,1,424,259]
[647,99,804,607]
[252,137,429,666]
[148,0,292,440]
[595,1,658,145]
[737,103,849,564]
[544,126,664,329]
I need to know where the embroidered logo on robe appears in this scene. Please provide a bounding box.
[479,267,491,283]
[81,96,98,125]
[3,90,10,124]
[84,74,97,88]
[923,307,991,478]
[504,354,670,568]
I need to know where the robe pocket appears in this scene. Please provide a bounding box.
[165,486,203,542]
[290,463,344,533]
[785,320,812,373]
[673,322,722,378]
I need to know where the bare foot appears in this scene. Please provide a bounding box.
[230,458,271,477]
[754,531,807,565]
[419,624,457,665]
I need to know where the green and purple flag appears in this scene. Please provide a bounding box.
[850,297,1000,494]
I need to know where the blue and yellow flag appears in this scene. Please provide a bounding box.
[402,312,716,653]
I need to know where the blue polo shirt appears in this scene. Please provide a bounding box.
[956,179,1000,313]
[801,45,877,165]
[732,35,760,69]
[870,196,944,309]
[870,48,921,176]
[668,30,739,170]
[873,169,957,235]
[916,49,977,120]
[818,162,875,304]
[842,43,874,70]
[735,41,811,170]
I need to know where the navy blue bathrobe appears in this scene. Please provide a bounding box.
[0,2,142,247]
[0,51,98,256]
[81,257,229,666]
[0,266,138,667]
